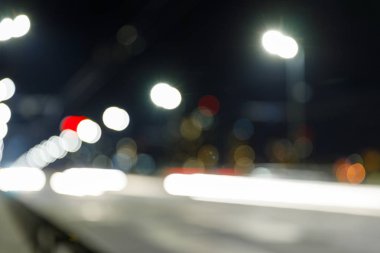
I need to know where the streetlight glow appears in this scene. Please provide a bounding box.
[0,14,30,41]
[262,30,299,59]
[102,106,130,131]
[77,119,102,144]
[12,15,31,38]
[150,82,182,110]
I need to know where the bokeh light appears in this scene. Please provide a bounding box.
[113,138,138,171]
[12,14,31,38]
[45,136,67,159]
[77,119,102,144]
[262,30,298,59]
[197,145,219,168]
[60,129,82,152]
[0,123,8,139]
[150,82,182,110]
[0,78,15,101]
[60,115,87,132]
[233,118,254,141]
[363,149,380,172]
[191,109,214,130]
[180,117,202,140]
[117,25,138,46]
[198,95,220,116]
[92,154,112,168]
[0,103,11,123]
[233,145,255,170]
[102,106,130,131]
[0,18,14,41]
[135,153,156,174]
[183,158,205,169]
[334,159,366,184]
[0,15,30,41]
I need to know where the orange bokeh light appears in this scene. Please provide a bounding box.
[334,159,366,184]
[346,163,366,184]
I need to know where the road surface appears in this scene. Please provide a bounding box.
[9,175,380,253]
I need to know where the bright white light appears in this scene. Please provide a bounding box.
[0,78,16,101]
[262,30,298,59]
[0,103,11,123]
[0,167,46,191]
[45,136,67,159]
[60,130,82,152]
[26,147,49,168]
[0,123,8,139]
[164,174,380,217]
[262,30,284,55]
[77,119,102,144]
[102,106,130,131]
[35,144,55,164]
[12,15,30,38]
[150,83,182,110]
[0,18,14,41]
[50,168,128,197]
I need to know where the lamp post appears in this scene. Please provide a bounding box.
[261,30,306,140]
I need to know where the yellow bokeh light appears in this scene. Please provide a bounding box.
[180,117,202,140]
[197,145,219,168]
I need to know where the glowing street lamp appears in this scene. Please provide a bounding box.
[150,82,182,110]
[0,14,30,41]
[261,30,299,59]
[261,30,306,141]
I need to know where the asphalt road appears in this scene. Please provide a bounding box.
[11,175,380,253]
[0,193,32,253]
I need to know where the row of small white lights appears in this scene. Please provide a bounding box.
[0,78,16,162]
[0,14,30,41]
[13,129,82,168]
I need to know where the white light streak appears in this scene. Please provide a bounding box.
[0,167,46,191]
[50,168,128,197]
[164,173,380,217]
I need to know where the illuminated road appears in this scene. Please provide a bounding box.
[10,175,380,253]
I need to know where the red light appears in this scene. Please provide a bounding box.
[60,116,87,132]
[164,167,205,175]
[198,95,220,116]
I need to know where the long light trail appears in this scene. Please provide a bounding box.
[164,173,380,217]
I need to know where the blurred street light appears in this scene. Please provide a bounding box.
[77,119,102,144]
[0,14,30,41]
[150,82,182,110]
[262,30,298,59]
[0,78,16,101]
[261,29,306,141]
[102,106,130,131]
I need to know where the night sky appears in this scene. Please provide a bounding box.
[2,0,380,166]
